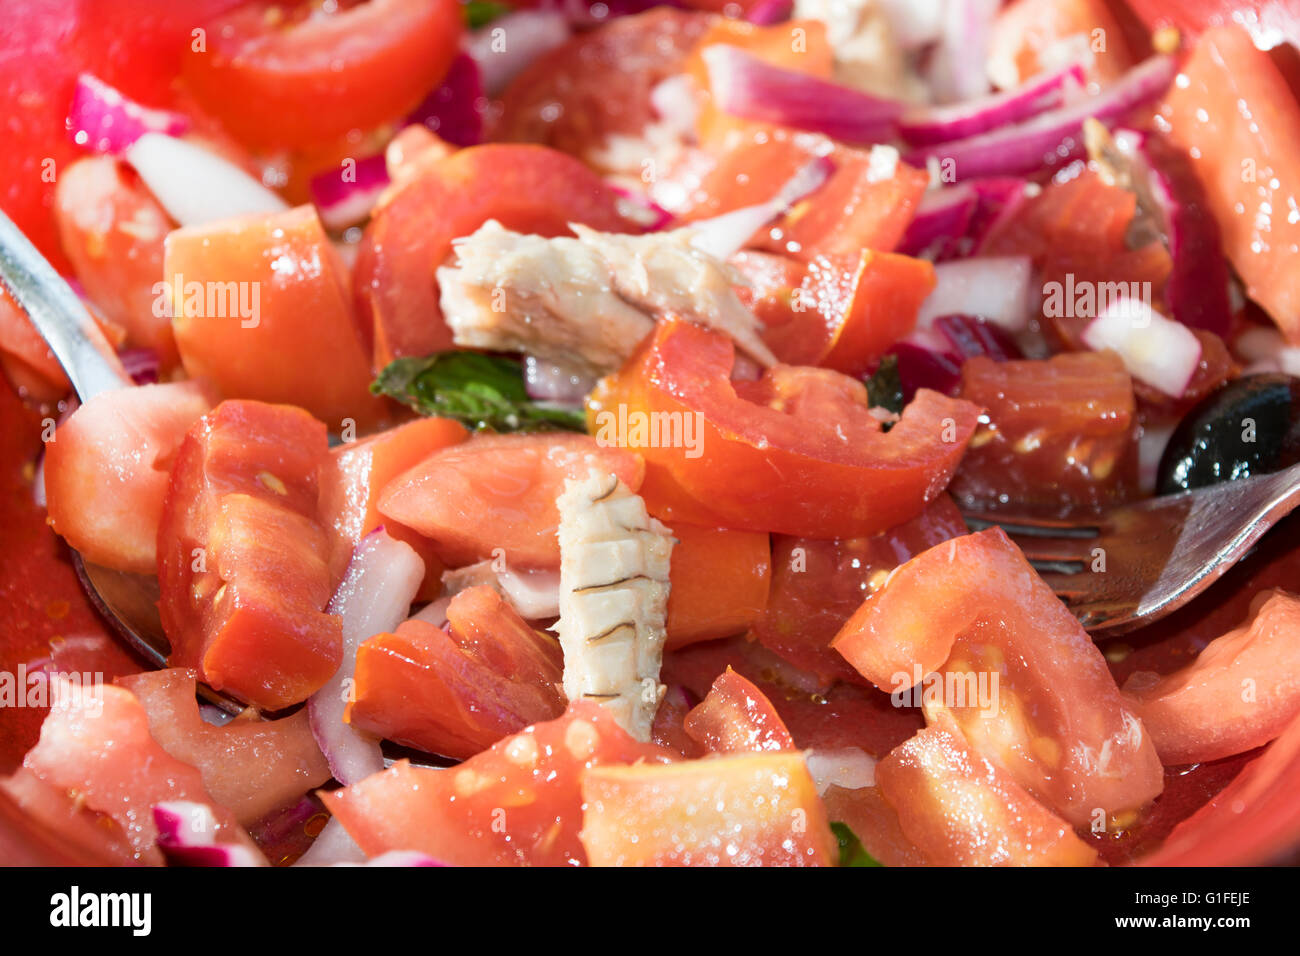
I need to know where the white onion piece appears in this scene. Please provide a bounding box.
[310,528,425,786]
[442,559,562,620]
[875,0,946,49]
[524,354,598,405]
[1081,297,1203,398]
[1280,347,1300,378]
[124,133,289,226]
[1235,325,1286,364]
[650,74,700,140]
[293,817,368,867]
[153,802,267,867]
[924,0,999,103]
[466,10,571,96]
[1137,419,1177,493]
[916,256,1036,331]
[411,595,452,629]
[688,155,835,261]
[805,747,877,796]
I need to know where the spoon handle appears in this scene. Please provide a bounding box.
[0,209,131,401]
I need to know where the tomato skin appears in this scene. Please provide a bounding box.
[580,751,835,866]
[117,668,331,826]
[589,318,981,538]
[323,701,674,866]
[1160,25,1300,343]
[683,133,931,265]
[355,144,631,367]
[55,157,177,367]
[378,432,644,569]
[19,679,241,864]
[182,0,462,150]
[753,495,969,686]
[683,668,795,754]
[664,524,770,648]
[832,528,1164,827]
[45,381,212,575]
[348,586,566,761]
[157,400,341,711]
[165,205,385,430]
[876,717,1099,867]
[319,416,468,592]
[950,351,1140,518]
[493,8,711,165]
[1123,589,1300,765]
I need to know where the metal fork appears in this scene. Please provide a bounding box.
[962,459,1300,636]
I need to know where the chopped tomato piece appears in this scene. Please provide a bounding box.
[579,752,835,866]
[118,668,331,826]
[651,685,703,759]
[753,495,969,685]
[323,701,674,866]
[665,523,771,648]
[820,783,932,867]
[1,767,139,866]
[988,0,1137,86]
[347,586,566,761]
[832,528,1164,826]
[319,416,469,589]
[378,431,644,569]
[165,205,385,430]
[683,667,795,754]
[683,132,931,265]
[876,718,1099,866]
[1159,25,1300,343]
[1123,589,1300,765]
[157,400,341,711]
[589,318,980,538]
[44,381,212,575]
[354,144,631,367]
[0,286,124,406]
[493,8,710,165]
[55,157,177,367]
[950,351,1140,517]
[20,678,241,864]
[182,0,463,150]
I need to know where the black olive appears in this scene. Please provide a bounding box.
[1156,373,1300,494]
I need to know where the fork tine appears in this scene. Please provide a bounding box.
[960,512,1101,566]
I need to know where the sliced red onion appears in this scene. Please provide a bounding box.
[806,747,877,796]
[932,314,1022,361]
[442,559,561,620]
[124,133,288,226]
[153,802,267,867]
[1278,347,1300,378]
[967,176,1033,252]
[407,52,485,149]
[293,817,368,867]
[467,9,571,96]
[1080,296,1202,398]
[1109,127,1233,337]
[524,354,599,405]
[1138,418,1177,493]
[904,55,1177,181]
[916,256,1036,332]
[745,0,792,26]
[118,347,161,385]
[923,0,999,104]
[900,62,1086,146]
[688,155,835,261]
[310,528,425,786]
[1234,325,1286,364]
[886,342,963,399]
[701,44,902,146]
[898,184,977,259]
[68,73,190,156]
[309,153,391,233]
[610,185,673,233]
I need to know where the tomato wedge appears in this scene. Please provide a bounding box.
[683,667,795,754]
[355,144,630,368]
[182,0,463,150]
[580,752,835,866]
[589,317,980,538]
[323,701,674,866]
[165,205,385,430]
[876,717,1099,867]
[832,528,1164,827]
[157,400,341,711]
[1123,589,1300,766]
[664,523,771,648]
[378,431,644,569]
[118,668,331,826]
[45,381,212,575]
[348,586,566,761]
[1160,25,1300,343]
